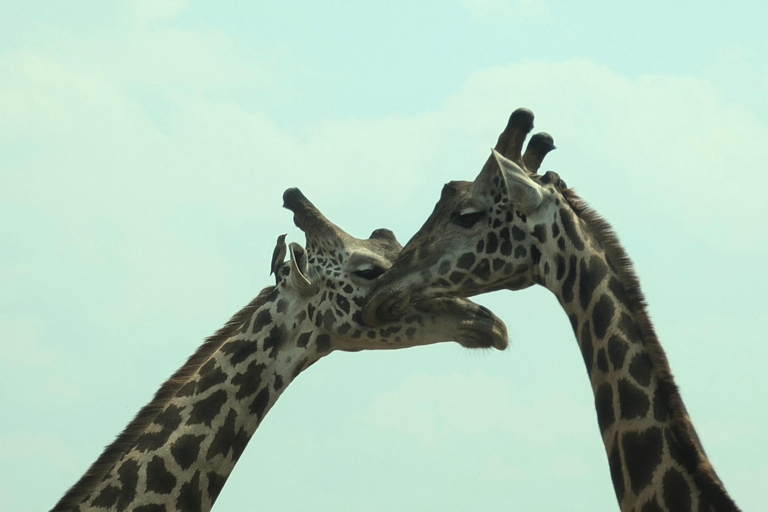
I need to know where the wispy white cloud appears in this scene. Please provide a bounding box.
[461,0,550,20]
[129,0,188,24]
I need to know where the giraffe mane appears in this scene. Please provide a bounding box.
[560,187,737,509]
[52,286,276,512]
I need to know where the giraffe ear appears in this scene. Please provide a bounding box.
[489,148,544,215]
[288,242,318,297]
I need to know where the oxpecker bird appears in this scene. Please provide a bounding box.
[271,233,287,284]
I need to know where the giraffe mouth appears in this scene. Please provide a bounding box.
[412,298,508,350]
[364,286,507,350]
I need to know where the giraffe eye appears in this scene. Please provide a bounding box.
[452,211,484,229]
[354,266,386,280]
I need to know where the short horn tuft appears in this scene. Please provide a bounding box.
[523,132,556,174]
[282,187,343,244]
[495,108,535,167]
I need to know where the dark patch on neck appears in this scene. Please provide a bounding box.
[591,294,615,340]
[206,408,238,461]
[594,383,614,434]
[112,459,139,510]
[249,388,271,420]
[608,277,630,309]
[252,309,273,335]
[91,484,121,509]
[206,471,227,505]
[315,333,332,353]
[568,313,579,333]
[196,362,227,395]
[171,434,206,470]
[562,255,578,304]
[640,498,664,512]
[579,321,594,374]
[296,331,312,348]
[136,404,183,452]
[530,245,542,266]
[559,208,584,251]
[232,361,266,400]
[617,378,650,419]
[221,338,258,367]
[662,468,692,512]
[608,436,625,505]
[596,349,609,373]
[579,256,608,311]
[307,303,316,322]
[175,471,203,512]
[187,389,227,426]
[231,427,250,462]
[665,428,698,481]
[263,324,287,359]
[618,312,643,343]
[622,427,663,495]
[146,456,176,495]
[653,386,670,423]
[555,254,566,281]
[608,335,629,371]
[629,352,653,387]
[273,372,284,391]
[135,503,167,512]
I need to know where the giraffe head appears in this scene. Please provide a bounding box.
[279,187,508,351]
[363,108,568,326]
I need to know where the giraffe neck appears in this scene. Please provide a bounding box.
[537,200,739,512]
[56,286,324,512]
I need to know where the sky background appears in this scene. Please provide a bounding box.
[2,1,767,510]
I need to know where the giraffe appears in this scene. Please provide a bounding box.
[53,187,508,512]
[363,109,740,512]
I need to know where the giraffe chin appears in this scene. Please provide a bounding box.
[454,326,507,350]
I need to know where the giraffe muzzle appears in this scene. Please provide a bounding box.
[413,297,508,351]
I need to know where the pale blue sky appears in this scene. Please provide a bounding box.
[1,1,766,510]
